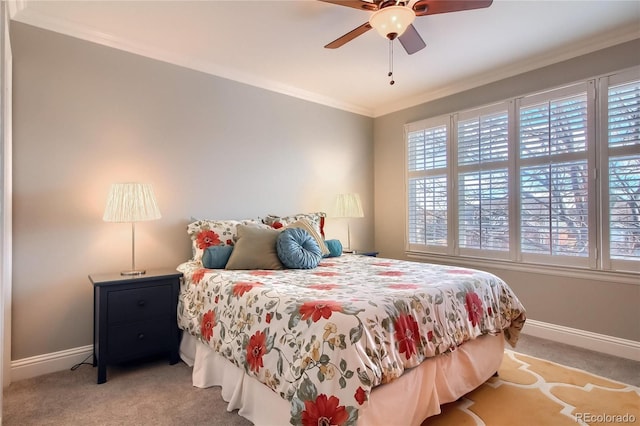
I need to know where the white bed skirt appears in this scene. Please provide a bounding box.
[180,332,504,426]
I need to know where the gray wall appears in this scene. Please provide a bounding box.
[11,22,374,360]
[10,20,640,361]
[374,39,640,342]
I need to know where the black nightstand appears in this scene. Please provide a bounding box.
[89,269,182,384]
[352,250,379,257]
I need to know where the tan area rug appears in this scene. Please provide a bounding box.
[423,350,639,426]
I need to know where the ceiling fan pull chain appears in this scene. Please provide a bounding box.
[388,39,395,85]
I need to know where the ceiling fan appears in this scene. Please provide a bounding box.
[322,0,494,55]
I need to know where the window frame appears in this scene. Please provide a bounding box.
[454,101,513,261]
[404,66,639,278]
[598,68,640,273]
[405,115,452,255]
[515,81,596,269]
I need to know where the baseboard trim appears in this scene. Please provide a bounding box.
[522,319,640,362]
[9,321,639,382]
[10,344,93,382]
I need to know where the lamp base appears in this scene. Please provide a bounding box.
[120,269,146,276]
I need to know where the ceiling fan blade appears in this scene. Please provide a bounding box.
[319,0,379,12]
[398,24,426,55]
[413,0,493,17]
[325,22,373,49]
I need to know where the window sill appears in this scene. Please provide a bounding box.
[406,251,639,286]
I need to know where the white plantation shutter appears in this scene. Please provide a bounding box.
[606,77,640,265]
[520,164,550,251]
[406,119,449,251]
[408,177,448,246]
[457,107,510,253]
[520,161,589,256]
[520,94,588,158]
[458,170,509,250]
[518,84,591,265]
[608,80,640,149]
[458,112,508,165]
[609,156,640,261]
[405,67,639,274]
[408,126,447,171]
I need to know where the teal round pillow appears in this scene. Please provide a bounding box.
[202,245,234,269]
[276,228,322,269]
[324,239,343,258]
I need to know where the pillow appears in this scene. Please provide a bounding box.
[225,224,283,270]
[324,239,343,258]
[186,218,261,262]
[202,245,234,269]
[285,219,330,257]
[263,212,326,237]
[276,228,322,269]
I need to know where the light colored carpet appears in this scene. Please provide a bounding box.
[3,335,639,425]
[2,355,251,426]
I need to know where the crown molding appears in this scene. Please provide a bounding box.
[372,23,640,117]
[10,4,639,119]
[10,7,374,118]
[5,0,26,20]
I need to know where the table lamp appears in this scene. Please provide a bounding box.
[334,193,364,252]
[103,183,161,275]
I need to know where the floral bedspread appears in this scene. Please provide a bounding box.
[177,255,526,425]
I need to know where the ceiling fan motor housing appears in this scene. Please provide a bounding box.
[369,5,416,39]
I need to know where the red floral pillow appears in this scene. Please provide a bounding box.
[263,212,326,237]
[187,218,264,262]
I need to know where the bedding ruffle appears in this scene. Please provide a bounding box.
[180,332,505,426]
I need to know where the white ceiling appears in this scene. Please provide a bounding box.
[9,0,640,117]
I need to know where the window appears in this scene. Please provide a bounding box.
[407,118,449,252]
[457,105,510,256]
[405,68,640,274]
[518,84,593,267]
[601,70,640,272]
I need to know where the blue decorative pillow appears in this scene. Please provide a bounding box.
[324,239,343,258]
[202,245,234,269]
[276,228,322,269]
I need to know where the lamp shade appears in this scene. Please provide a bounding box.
[103,183,161,223]
[334,193,364,218]
[369,5,415,39]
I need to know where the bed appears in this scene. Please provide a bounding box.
[176,216,526,426]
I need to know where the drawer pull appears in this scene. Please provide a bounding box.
[137,300,146,307]
[138,333,145,340]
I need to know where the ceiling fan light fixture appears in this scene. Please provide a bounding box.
[369,5,415,40]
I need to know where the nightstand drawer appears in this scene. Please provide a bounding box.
[108,318,171,360]
[107,285,172,324]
